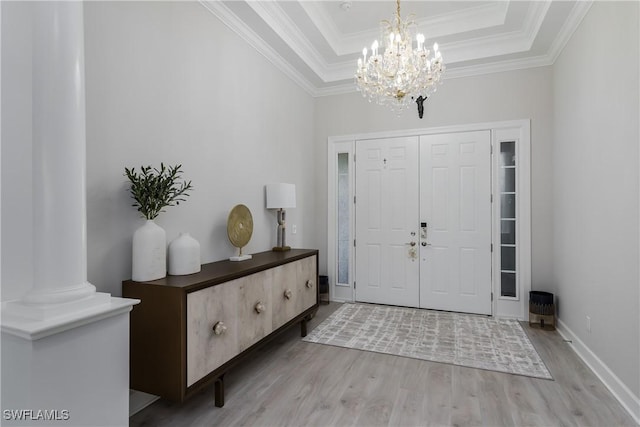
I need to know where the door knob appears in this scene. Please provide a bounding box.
[406,241,416,247]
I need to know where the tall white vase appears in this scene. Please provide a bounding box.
[132,219,166,282]
[168,232,201,275]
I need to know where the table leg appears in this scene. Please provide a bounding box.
[214,375,225,407]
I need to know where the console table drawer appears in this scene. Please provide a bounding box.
[236,269,273,352]
[272,262,299,330]
[296,256,317,313]
[187,280,238,387]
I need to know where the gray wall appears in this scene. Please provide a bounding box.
[1,1,317,300]
[552,1,639,398]
[314,67,555,293]
[83,1,317,297]
[1,2,34,301]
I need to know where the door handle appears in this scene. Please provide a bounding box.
[420,222,431,246]
[406,241,417,261]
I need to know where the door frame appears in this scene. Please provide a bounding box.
[327,120,531,320]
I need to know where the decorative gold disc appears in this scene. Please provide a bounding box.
[227,204,253,254]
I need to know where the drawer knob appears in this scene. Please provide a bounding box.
[305,280,314,289]
[212,321,227,335]
[284,289,293,300]
[254,301,265,314]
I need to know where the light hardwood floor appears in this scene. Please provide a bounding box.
[130,303,637,426]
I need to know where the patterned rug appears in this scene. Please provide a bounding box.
[303,303,552,380]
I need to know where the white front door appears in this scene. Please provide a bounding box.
[419,131,492,315]
[355,136,420,307]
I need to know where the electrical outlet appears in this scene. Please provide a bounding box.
[586,316,591,333]
[292,224,297,234]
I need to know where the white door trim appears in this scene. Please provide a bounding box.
[327,139,355,303]
[327,119,531,319]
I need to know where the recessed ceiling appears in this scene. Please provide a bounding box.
[200,0,593,97]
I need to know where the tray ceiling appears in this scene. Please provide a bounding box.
[201,1,592,96]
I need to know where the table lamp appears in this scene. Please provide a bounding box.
[266,183,296,251]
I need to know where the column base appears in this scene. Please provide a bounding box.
[1,296,139,426]
[21,281,97,306]
[4,290,109,321]
[1,294,138,340]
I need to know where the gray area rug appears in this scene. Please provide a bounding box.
[304,303,552,380]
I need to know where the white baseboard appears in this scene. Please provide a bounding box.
[129,389,160,417]
[556,318,640,425]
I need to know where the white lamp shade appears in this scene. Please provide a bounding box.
[266,183,296,209]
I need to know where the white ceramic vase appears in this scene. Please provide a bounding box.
[168,232,201,275]
[132,219,167,282]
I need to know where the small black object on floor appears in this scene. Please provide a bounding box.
[529,291,555,330]
[319,275,329,304]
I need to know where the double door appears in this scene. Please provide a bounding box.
[355,131,492,315]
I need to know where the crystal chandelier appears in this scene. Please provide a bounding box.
[355,0,445,112]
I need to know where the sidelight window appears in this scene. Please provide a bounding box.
[337,153,350,284]
[499,141,517,298]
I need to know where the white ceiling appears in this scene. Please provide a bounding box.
[200,0,593,97]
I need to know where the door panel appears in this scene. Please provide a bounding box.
[355,136,420,307]
[419,131,492,315]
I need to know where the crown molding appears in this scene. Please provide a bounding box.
[201,0,595,99]
[301,1,511,57]
[523,0,553,48]
[281,0,552,83]
[199,0,317,96]
[444,54,553,80]
[298,1,343,58]
[438,0,551,63]
[246,1,331,81]
[415,1,510,41]
[314,82,359,97]
[313,53,556,98]
[319,0,551,82]
[546,0,593,63]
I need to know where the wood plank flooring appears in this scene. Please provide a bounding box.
[130,303,637,426]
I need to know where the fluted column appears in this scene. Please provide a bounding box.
[22,1,95,304]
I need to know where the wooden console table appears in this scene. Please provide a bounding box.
[123,249,319,407]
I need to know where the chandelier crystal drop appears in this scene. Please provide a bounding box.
[355,0,445,112]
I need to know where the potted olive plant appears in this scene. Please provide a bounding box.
[125,163,193,281]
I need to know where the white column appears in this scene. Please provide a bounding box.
[1,6,139,424]
[22,1,95,304]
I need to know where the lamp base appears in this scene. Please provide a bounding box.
[272,246,291,252]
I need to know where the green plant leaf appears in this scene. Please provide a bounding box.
[124,163,194,220]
